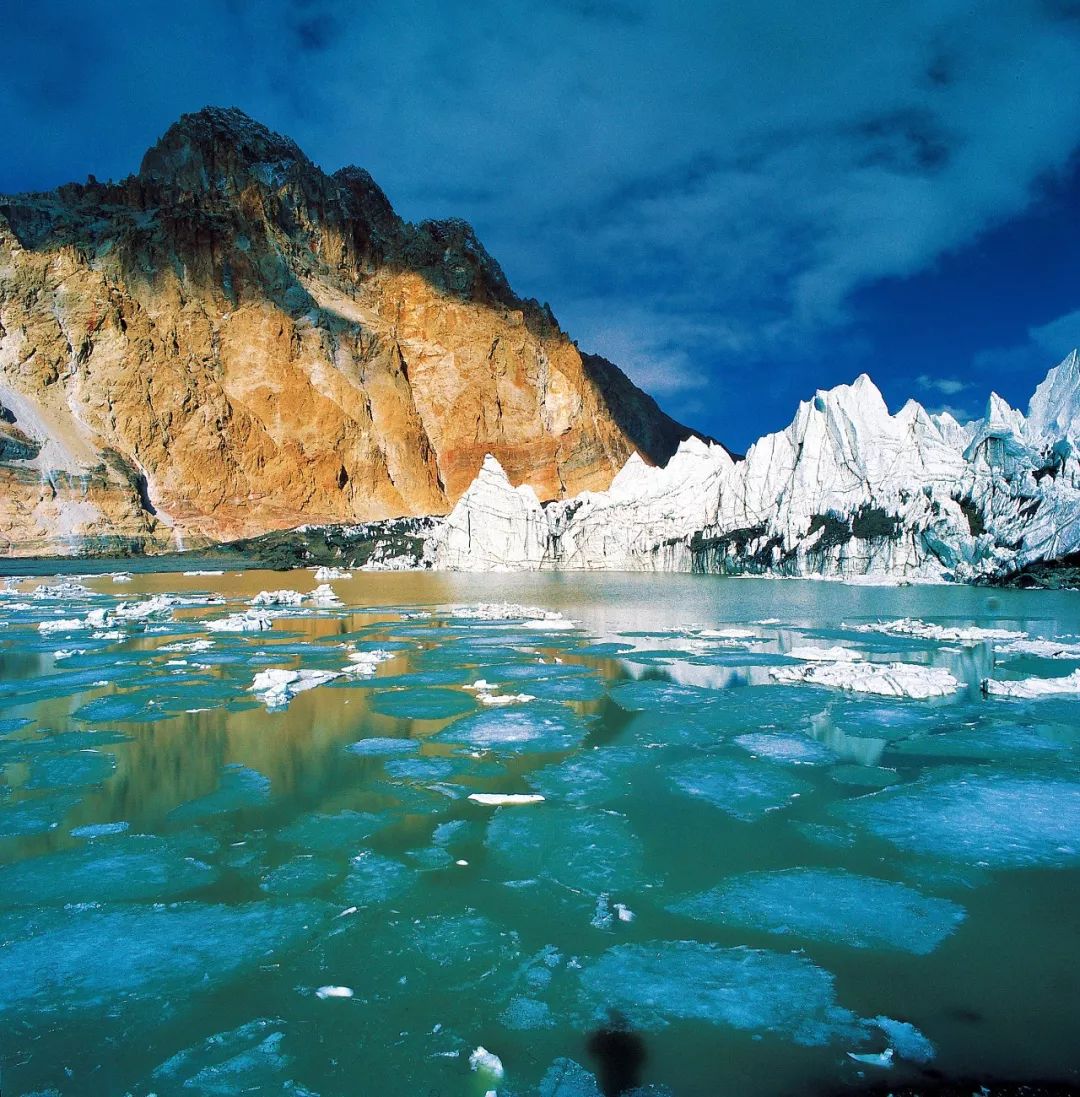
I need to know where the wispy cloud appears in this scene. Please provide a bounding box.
[917,375,969,396]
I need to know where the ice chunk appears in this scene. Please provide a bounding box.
[527,747,647,806]
[670,869,964,954]
[207,610,275,632]
[435,703,588,753]
[371,687,476,720]
[0,901,327,1018]
[341,851,414,905]
[0,793,80,838]
[836,774,1080,867]
[669,757,811,822]
[577,941,861,1044]
[250,667,340,708]
[788,645,862,661]
[855,619,1025,644]
[260,856,340,896]
[609,680,724,713]
[501,995,555,1030]
[469,1046,505,1083]
[734,732,835,765]
[468,793,545,806]
[486,807,646,891]
[169,764,271,821]
[872,1016,935,1063]
[0,834,218,905]
[26,749,116,789]
[70,820,130,838]
[346,736,420,757]
[309,583,343,606]
[149,1017,310,1094]
[539,1058,602,1097]
[251,589,306,606]
[770,661,960,698]
[316,985,354,999]
[314,566,352,580]
[38,617,86,634]
[995,637,1080,660]
[982,669,1080,698]
[847,1048,894,1067]
[341,648,395,675]
[279,810,387,850]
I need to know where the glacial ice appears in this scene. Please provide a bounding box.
[0,833,219,905]
[0,901,327,1018]
[770,660,960,698]
[346,736,421,756]
[250,667,340,708]
[669,757,812,821]
[856,619,1025,644]
[981,669,1080,698]
[669,869,965,954]
[576,941,862,1044]
[370,687,476,720]
[485,806,646,891]
[734,732,836,765]
[340,851,414,905]
[207,610,275,632]
[260,855,341,896]
[526,748,647,806]
[278,810,387,850]
[149,1017,311,1095]
[25,748,116,789]
[836,774,1080,867]
[435,704,589,753]
[168,764,271,820]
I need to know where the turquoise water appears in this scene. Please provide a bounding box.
[1,570,1079,1096]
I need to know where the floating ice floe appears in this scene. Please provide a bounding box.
[470,1046,505,1089]
[770,660,960,698]
[670,757,811,822]
[162,638,216,652]
[342,648,394,675]
[855,619,1025,644]
[669,868,964,955]
[371,687,475,720]
[788,645,862,662]
[313,566,352,580]
[836,773,1080,867]
[251,589,306,606]
[847,1048,894,1068]
[341,851,414,905]
[183,569,225,576]
[315,985,354,999]
[981,669,1080,698]
[468,793,545,806]
[436,704,588,753]
[994,637,1080,659]
[206,610,275,632]
[734,732,836,765]
[577,941,862,1044]
[346,736,420,756]
[309,583,343,607]
[169,765,271,820]
[251,668,341,708]
[53,648,87,660]
[452,602,566,622]
[38,617,86,634]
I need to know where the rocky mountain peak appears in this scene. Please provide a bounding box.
[138,106,311,193]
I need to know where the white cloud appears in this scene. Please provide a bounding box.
[917,375,969,396]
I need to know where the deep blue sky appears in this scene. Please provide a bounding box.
[4,1,1080,449]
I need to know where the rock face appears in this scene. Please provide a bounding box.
[0,107,700,555]
[430,351,1080,582]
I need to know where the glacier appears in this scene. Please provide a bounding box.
[368,350,1080,581]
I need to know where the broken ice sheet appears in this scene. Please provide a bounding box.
[577,941,863,1045]
[346,736,421,757]
[734,732,836,765]
[25,749,116,790]
[485,805,647,892]
[148,1017,313,1095]
[340,851,414,905]
[369,687,476,720]
[435,703,589,753]
[835,773,1080,868]
[0,792,81,838]
[608,680,725,713]
[668,756,812,822]
[526,747,648,806]
[277,809,387,850]
[168,764,270,821]
[260,855,342,896]
[0,901,328,1019]
[0,833,218,906]
[669,868,965,955]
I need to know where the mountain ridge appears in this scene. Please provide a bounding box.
[0,106,705,555]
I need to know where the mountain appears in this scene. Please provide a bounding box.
[392,351,1080,584]
[0,107,703,555]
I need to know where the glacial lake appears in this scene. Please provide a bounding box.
[1,570,1079,1096]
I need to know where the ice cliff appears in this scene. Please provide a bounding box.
[423,351,1080,582]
